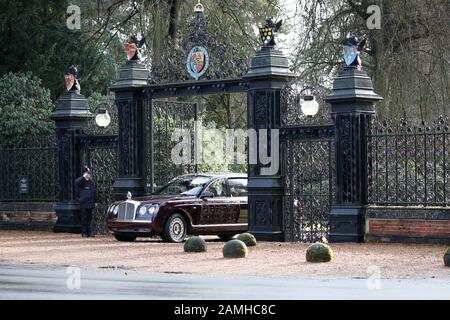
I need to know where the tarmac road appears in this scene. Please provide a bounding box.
[0,264,449,300]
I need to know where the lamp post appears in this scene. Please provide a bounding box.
[301,95,319,117]
[94,108,111,128]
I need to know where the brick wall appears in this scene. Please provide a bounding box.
[365,207,450,244]
[0,202,56,231]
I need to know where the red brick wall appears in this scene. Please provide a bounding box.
[367,219,450,238]
[365,207,450,244]
[0,202,56,230]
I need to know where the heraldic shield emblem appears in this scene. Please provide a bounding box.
[342,45,358,66]
[64,74,75,91]
[186,46,209,80]
[124,43,138,61]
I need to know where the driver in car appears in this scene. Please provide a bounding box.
[180,181,190,193]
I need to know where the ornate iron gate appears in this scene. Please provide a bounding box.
[81,135,118,234]
[282,126,335,242]
[146,99,198,192]
[280,82,335,242]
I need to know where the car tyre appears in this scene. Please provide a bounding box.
[114,233,137,242]
[162,213,187,243]
[218,234,235,241]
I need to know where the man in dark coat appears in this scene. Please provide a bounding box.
[75,167,97,237]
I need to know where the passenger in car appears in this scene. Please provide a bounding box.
[208,186,218,196]
[180,181,190,193]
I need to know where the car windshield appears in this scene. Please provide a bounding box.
[154,175,212,196]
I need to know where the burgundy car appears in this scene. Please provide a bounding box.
[107,173,248,242]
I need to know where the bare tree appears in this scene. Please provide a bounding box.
[292,0,450,121]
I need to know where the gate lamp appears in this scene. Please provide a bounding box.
[301,95,319,117]
[95,109,111,128]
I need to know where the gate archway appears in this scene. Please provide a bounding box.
[52,14,382,241]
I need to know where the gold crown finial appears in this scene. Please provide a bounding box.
[194,0,204,13]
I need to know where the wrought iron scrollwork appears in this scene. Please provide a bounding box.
[281,126,335,242]
[146,99,198,192]
[150,9,249,83]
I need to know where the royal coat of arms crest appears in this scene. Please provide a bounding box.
[186,46,209,80]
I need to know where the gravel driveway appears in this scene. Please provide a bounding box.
[0,231,448,279]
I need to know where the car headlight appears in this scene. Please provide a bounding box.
[138,206,147,216]
[148,205,159,215]
[113,205,119,216]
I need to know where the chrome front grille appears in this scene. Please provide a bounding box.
[117,200,139,221]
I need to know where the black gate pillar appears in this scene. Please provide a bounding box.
[110,59,150,200]
[325,66,382,242]
[52,70,92,233]
[244,41,294,241]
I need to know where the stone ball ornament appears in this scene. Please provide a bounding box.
[223,239,248,258]
[306,242,333,263]
[444,248,450,267]
[184,236,208,253]
[237,233,257,247]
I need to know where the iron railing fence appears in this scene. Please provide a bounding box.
[367,115,450,207]
[0,135,58,202]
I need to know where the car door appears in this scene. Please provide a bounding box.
[199,178,237,224]
[228,178,248,224]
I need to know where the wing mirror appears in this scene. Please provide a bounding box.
[200,191,214,199]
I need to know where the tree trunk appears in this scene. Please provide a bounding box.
[168,0,181,40]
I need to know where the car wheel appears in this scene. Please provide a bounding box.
[162,213,187,243]
[114,234,137,242]
[218,234,235,241]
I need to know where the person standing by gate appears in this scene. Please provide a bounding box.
[75,167,96,238]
